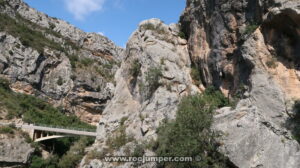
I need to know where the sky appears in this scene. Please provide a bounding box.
[23,0,186,47]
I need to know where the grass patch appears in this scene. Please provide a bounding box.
[0,126,14,134]
[155,87,233,168]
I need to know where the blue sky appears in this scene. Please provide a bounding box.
[23,0,186,47]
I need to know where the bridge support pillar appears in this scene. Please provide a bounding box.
[33,131,42,140]
[97,122,105,140]
[20,125,35,140]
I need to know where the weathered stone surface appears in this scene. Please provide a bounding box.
[2,0,124,61]
[0,0,300,167]
[181,0,300,167]
[0,133,34,167]
[80,18,199,168]
[0,0,124,125]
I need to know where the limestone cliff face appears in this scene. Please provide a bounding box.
[83,0,300,167]
[0,0,123,125]
[180,0,300,98]
[0,130,34,167]
[1,0,300,167]
[81,19,199,168]
[181,0,300,167]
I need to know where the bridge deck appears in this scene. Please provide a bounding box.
[19,124,97,137]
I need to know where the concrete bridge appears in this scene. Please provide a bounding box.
[1,123,97,142]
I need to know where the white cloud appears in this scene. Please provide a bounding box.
[97,32,105,36]
[64,0,106,20]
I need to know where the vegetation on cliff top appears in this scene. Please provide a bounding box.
[0,13,79,54]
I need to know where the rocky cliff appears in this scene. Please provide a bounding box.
[82,0,300,168]
[0,0,124,125]
[0,0,300,167]
[180,0,300,167]
[80,18,199,167]
[0,127,34,167]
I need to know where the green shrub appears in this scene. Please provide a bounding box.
[141,23,167,35]
[0,126,14,134]
[106,126,134,150]
[160,58,165,65]
[103,62,114,69]
[156,27,167,35]
[132,144,145,167]
[120,116,128,126]
[0,0,7,6]
[58,137,93,168]
[57,76,64,86]
[69,55,79,69]
[289,100,300,143]
[144,66,163,98]
[0,77,10,90]
[94,66,115,82]
[21,131,32,143]
[243,24,258,35]
[155,88,232,168]
[191,65,201,86]
[49,23,56,30]
[129,59,141,77]
[80,58,94,67]
[132,144,144,157]
[141,23,156,31]
[29,155,59,168]
[266,57,278,68]
[178,32,186,39]
[85,149,108,161]
[70,74,76,81]
[294,101,300,113]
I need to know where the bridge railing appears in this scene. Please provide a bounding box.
[30,123,97,133]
